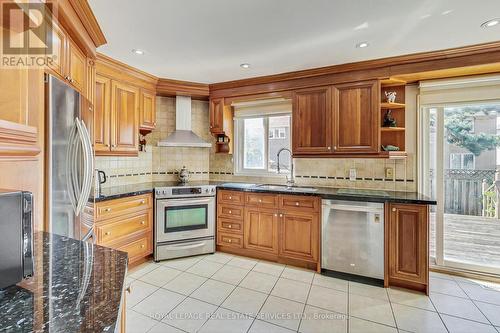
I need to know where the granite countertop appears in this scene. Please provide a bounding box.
[94,181,436,205]
[0,232,128,333]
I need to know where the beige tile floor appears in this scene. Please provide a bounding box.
[125,252,500,333]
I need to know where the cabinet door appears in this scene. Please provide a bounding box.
[244,208,279,254]
[279,211,319,262]
[139,89,156,130]
[94,75,111,152]
[388,203,428,286]
[110,82,139,154]
[46,21,66,78]
[292,86,333,155]
[209,98,224,133]
[67,39,86,93]
[332,80,379,153]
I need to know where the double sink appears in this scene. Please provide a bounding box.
[252,184,318,193]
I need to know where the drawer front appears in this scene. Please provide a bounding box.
[117,233,152,263]
[97,211,151,246]
[245,193,278,209]
[96,194,152,220]
[217,232,243,248]
[218,190,244,205]
[279,195,319,212]
[218,218,243,234]
[217,204,244,220]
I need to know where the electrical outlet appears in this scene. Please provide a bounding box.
[349,168,357,181]
[385,167,394,179]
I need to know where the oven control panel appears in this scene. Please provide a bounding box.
[155,185,216,199]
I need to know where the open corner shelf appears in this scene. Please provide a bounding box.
[380,81,406,155]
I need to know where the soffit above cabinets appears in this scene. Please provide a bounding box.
[89,0,500,83]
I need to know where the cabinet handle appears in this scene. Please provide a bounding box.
[141,221,145,225]
[112,144,116,148]
[140,200,146,204]
[228,196,232,199]
[259,199,262,203]
[141,244,145,248]
[228,210,232,214]
[228,239,232,243]
[105,208,111,212]
[279,214,283,217]
[392,208,397,212]
[126,286,131,293]
[334,146,337,150]
[295,202,299,206]
[327,146,331,150]
[105,231,111,236]
[274,214,278,217]
[70,78,75,83]
[105,144,110,147]
[228,225,232,228]
[153,122,156,126]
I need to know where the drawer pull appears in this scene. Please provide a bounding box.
[140,200,146,204]
[229,196,232,199]
[228,225,232,228]
[259,199,262,203]
[228,210,232,214]
[295,202,299,206]
[274,214,277,217]
[228,239,232,243]
[105,231,111,236]
[141,244,145,248]
[141,221,145,225]
[392,208,397,212]
[126,286,131,293]
[105,208,112,212]
[279,214,283,217]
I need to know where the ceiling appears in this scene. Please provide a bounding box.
[88,0,500,84]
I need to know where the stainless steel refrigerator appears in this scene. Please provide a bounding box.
[45,74,94,241]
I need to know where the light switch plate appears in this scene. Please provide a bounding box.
[349,168,357,181]
[385,167,394,179]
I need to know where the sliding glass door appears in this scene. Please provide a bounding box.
[421,102,500,274]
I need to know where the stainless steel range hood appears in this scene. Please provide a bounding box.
[157,96,212,148]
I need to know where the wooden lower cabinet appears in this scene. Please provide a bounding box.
[279,211,319,262]
[386,203,429,294]
[244,208,279,254]
[217,190,320,271]
[93,193,153,265]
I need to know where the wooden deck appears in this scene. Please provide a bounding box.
[430,213,500,268]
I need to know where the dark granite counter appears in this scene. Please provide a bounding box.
[0,232,128,333]
[94,181,435,205]
[217,183,437,205]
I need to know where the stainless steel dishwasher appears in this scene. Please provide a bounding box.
[322,199,384,280]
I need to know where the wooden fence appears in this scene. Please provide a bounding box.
[431,169,497,216]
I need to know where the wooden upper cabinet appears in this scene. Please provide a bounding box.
[332,80,379,153]
[67,39,87,93]
[94,75,111,152]
[139,89,156,130]
[279,211,319,262]
[46,22,67,78]
[110,82,139,153]
[244,208,279,254]
[387,203,429,292]
[292,86,333,155]
[209,98,224,134]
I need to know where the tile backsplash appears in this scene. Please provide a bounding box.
[96,85,418,192]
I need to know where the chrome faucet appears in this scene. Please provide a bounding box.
[277,148,295,187]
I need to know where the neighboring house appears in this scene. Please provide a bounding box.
[268,116,291,171]
[445,112,498,170]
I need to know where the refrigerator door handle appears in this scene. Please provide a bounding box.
[75,118,93,216]
[65,120,79,213]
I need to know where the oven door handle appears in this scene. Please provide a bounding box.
[160,197,214,206]
[164,242,208,250]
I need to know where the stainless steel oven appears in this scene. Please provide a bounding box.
[154,184,216,261]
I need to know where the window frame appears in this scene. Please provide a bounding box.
[234,113,291,177]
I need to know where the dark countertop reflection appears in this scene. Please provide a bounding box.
[0,232,128,332]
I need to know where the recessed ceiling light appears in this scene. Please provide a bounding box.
[132,49,145,55]
[356,42,369,48]
[481,18,500,28]
[240,63,250,69]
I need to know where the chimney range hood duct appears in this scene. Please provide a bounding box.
[157,96,212,148]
